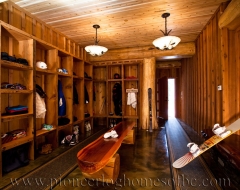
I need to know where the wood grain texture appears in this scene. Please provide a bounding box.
[141,57,158,130]
[180,3,240,135]
[5,0,229,51]
[77,120,135,174]
[219,0,240,30]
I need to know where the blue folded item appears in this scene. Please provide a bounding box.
[5,105,28,115]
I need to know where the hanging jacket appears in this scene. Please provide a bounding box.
[58,80,66,116]
[84,85,89,104]
[73,82,79,105]
[112,83,122,115]
[36,92,46,118]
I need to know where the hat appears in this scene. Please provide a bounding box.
[114,73,120,79]
[36,61,47,69]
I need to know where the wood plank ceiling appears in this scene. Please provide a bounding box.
[11,0,230,51]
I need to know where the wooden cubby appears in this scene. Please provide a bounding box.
[84,62,93,133]
[0,19,93,178]
[0,24,35,178]
[57,51,73,144]
[93,65,107,118]
[35,43,58,151]
[93,60,142,128]
[93,82,107,116]
[73,57,84,128]
[123,64,139,119]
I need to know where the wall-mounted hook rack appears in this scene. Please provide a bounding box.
[126,88,138,93]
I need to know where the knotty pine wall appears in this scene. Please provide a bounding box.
[180,3,240,135]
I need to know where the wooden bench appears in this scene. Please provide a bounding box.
[77,120,135,183]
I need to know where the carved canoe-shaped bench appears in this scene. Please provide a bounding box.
[77,120,135,183]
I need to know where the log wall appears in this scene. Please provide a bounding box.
[180,3,240,135]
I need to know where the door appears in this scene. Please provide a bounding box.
[158,76,168,119]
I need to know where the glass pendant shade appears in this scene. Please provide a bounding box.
[153,13,181,50]
[85,45,108,56]
[153,36,181,50]
[85,24,108,56]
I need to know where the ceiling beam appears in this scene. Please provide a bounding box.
[156,61,181,68]
[218,0,240,30]
[90,42,195,62]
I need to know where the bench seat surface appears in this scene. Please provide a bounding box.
[77,120,135,174]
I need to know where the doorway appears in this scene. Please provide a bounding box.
[158,77,175,119]
[168,79,175,118]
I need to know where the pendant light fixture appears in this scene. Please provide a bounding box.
[85,24,108,56]
[153,13,181,50]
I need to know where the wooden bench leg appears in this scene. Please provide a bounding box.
[82,153,120,184]
[123,129,135,144]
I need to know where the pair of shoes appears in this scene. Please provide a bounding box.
[109,119,117,128]
[62,68,68,74]
[39,144,52,154]
[104,130,118,139]
[85,121,91,131]
[42,124,53,130]
[58,68,68,74]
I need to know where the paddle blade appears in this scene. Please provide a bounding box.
[172,152,194,168]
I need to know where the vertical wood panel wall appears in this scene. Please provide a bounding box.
[180,3,240,135]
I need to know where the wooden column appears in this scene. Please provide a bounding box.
[141,57,158,130]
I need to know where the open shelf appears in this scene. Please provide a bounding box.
[1,60,33,70]
[2,136,33,151]
[36,68,56,74]
[36,127,57,137]
[1,113,33,122]
[57,123,72,131]
[1,89,33,94]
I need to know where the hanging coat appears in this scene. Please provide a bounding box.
[84,85,89,104]
[36,92,46,118]
[73,82,79,105]
[58,80,66,116]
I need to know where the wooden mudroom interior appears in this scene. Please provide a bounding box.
[1,0,240,189]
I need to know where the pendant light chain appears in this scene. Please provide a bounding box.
[165,16,167,35]
[95,26,98,45]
